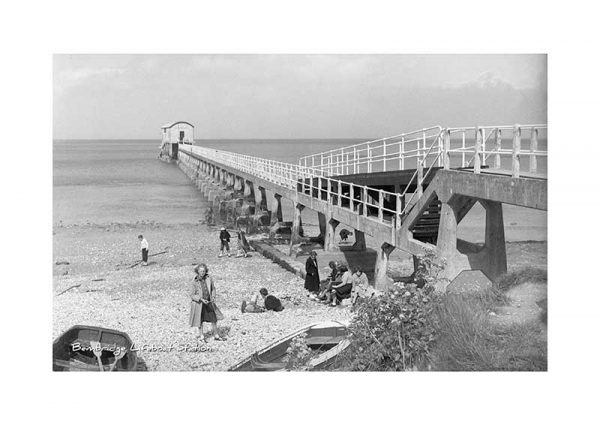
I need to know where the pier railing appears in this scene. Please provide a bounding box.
[442,124,548,178]
[179,123,547,230]
[299,124,547,179]
[180,145,409,227]
[298,127,444,175]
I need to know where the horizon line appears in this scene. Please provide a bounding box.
[53,137,372,141]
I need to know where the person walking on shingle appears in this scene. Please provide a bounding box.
[219,227,231,257]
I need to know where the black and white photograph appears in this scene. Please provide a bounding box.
[5,1,600,423]
[52,54,548,372]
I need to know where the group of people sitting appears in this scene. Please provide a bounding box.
[313,260,377,307]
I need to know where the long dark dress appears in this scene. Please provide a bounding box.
[304,257,320,292]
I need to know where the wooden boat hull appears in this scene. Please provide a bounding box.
[229,321,349,371]
[52,325,139,372]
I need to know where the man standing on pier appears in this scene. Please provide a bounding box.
[138,235,149,266]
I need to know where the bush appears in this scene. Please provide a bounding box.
[285,333,314,370]
[414,248,448,289]
[340,282,437,371]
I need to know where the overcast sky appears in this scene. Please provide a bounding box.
[53,54,546,140]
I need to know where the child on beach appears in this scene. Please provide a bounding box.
[349,266,373,305]
[138,235,149,266]
[219,227,231,257]
[241,288,284,313]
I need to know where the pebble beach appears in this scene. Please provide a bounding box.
[52,222,351,371]
[52,221,546,371]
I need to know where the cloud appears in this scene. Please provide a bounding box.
[54,66,125,95]
[444,71,515,90]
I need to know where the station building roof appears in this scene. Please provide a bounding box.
[161,121,194,129]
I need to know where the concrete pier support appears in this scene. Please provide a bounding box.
[241,180,256,215]
[288,203,305,255]
[374,242,395,290]
[234,176,243,191]
[196,175,206,189]
[352,230,367,251]
[432,195,508,290]
[270,194,283,225]
[477,200,507,279]
[244,180,255,199]
[324,217,340,251]
[257,186,269,211]
[317,212,327,242]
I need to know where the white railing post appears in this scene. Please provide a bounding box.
[378,190,384,222]
[461,132,466,167]
[481,128,487,167]
[443,129,451,169]
[530,127,538,174]
[362,187,368,217]
[400,137,405,170]
[350,184,354,211]
[301,169,306,194]
[345,153,349,175]
[317,176,322,200]
[383,140,387,172]
[417,159,424,199]
[396,193,402,228]
[513,124,521,178]
[494,129,502,169]
[327,179,331,203]
[367,145,372,173]
[329,152,333,176]
[422,131,427,168]
[474,127,482,174]
[337,180,342,207]
[353,147,357,174]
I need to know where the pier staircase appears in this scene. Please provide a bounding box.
[410,195,441,245]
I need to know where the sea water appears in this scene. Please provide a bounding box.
[53,139,547,241]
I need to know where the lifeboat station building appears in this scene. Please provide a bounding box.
[160,121,194,160]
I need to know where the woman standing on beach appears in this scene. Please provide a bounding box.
[189,263,223,342]
[304,251,320,296]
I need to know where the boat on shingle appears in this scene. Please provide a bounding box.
[229,321,350,371]
[52,325,139,372]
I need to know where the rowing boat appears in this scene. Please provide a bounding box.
[52,325,139,372]
[229,321,349,371]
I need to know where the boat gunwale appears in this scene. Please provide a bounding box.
[228,321,349,371]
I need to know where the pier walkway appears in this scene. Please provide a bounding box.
[174,124,547,290]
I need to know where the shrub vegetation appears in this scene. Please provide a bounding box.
[337,255,547,371]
